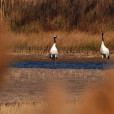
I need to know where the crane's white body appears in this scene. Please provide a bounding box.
[49,36,58,61]
[100,34,110,59]
[50,43,58,58]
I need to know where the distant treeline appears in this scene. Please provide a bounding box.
[1,0,114,33]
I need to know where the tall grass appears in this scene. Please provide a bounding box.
[1,0,114,33]
[9,31,114,54]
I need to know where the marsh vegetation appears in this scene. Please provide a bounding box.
[0,0,113,54]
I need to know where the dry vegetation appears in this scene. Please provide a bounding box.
[1,0,113,33]
[0,2,114,113]
[9,31,114,54]
[0,0,114,54]
[0,20,114,113]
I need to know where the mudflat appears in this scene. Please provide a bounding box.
[10,53,114,62]
[0,68,104,104]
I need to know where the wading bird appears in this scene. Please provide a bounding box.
[100,33,110,59]
[49,36,58,61]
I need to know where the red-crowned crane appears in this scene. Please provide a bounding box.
[100,33,110,59]
[49,36,58,61]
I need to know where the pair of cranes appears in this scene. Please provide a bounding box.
[49,33,110,61]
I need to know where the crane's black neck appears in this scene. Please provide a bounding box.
[102,33,104,41]
[54,37,56,43]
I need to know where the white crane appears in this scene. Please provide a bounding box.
[49,36,58,61]
[100,33,110,59]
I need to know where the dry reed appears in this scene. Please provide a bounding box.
[1,0,114,54]
[3,0,113,33]
[9,31,114,54]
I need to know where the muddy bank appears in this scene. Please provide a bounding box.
[10,53,114,62]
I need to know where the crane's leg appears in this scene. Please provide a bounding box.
[51,55,56,69]
[106,56,110,69]
[54,57,57,69]
[101,55,104,69]
[102,55,104,69]
[102,55,104,59]
[102,62,104,70]
[50,55,54,69]
[105,55,110,69]
[50,55,53,62]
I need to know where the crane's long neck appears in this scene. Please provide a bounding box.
[54,38,56,43]
[102,34,104,42]
[101,33,105,46]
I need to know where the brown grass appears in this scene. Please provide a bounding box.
[1,0,114,55]
[0,18,114,113]
[8,31,114,54]
[3,0,114,33]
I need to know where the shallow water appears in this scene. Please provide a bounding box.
[10,61,114,69]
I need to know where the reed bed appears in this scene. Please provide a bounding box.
[8,31,114,54]
[1,0,113,54]
[2,0,113,33]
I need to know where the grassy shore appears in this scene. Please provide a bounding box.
[8,31,114,55]
[1,0,113,56]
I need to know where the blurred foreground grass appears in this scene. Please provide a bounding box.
[0,69,114,114]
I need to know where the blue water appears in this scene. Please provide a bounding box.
[10,61,114,69]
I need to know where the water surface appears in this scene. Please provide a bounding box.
[10,61,114,69]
